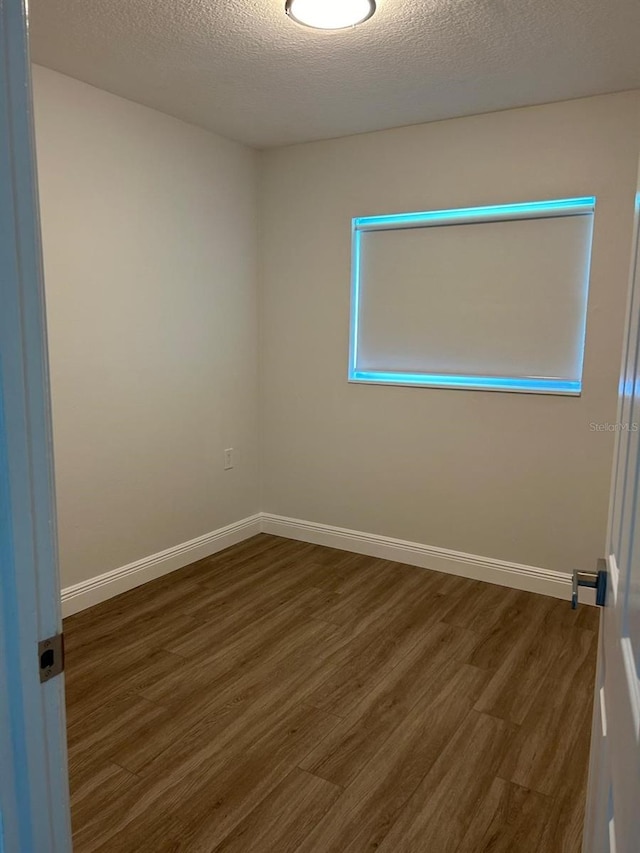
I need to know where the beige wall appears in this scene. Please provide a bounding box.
[259,93,640,573]
[33,71,640,587]
[33,66,260,588]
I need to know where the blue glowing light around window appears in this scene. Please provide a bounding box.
[350,371,581,395]
[353,197,596,231]
[349,197,596,395]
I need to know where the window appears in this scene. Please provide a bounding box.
[349,197,595,394]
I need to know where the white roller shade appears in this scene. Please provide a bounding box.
[350,200,594,394]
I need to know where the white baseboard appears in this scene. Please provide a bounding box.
[261,513,575,602]
[60,514,262,617]
[61,511,585,616]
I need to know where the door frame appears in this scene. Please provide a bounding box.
[582,182,640,852]
[0,0,72,850]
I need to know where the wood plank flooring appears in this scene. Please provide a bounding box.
[64,534,599,852]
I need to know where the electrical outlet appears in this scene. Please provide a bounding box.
[224,448,234,470]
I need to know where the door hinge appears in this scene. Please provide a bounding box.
[38,632,64,683]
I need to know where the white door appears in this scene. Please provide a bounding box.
[583,186,640,852]
[0,0,72,851]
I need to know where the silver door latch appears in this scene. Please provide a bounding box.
[571,560,607,609]
[38,633,64,682]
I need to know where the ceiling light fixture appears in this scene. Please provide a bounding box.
[285,0,376,30]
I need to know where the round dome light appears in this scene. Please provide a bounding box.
[285,0,376,30]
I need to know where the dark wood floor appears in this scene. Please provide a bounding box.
[64,534,599,852]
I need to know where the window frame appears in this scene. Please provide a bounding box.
[348,196,596,395]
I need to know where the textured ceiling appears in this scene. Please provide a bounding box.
[29,0,640,148]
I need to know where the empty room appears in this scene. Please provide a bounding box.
[1,0,640,851]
